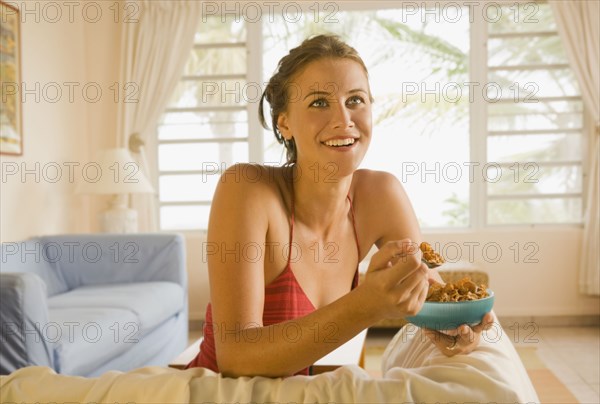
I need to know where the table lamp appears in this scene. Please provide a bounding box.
[76,148,155,233]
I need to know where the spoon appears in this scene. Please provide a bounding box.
[422,258,442,269]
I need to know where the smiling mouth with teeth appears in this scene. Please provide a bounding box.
[322,138,356,147]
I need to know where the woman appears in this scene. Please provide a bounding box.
[186,34,494,378]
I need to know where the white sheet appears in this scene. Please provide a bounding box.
[1,321,539,403]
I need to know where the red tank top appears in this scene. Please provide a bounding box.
[186,188,361,375]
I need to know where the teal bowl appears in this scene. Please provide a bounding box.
[405,290,495,331]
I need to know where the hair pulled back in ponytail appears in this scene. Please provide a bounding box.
[259,34,370,164]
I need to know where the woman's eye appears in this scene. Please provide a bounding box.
[347,96,364,105]
[310,99,328,108]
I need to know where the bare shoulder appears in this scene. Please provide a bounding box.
[351,169,410,220]
[351,169,420,248]
[352,169,406,201]
[210,163,289,227]
[215,163,285,202]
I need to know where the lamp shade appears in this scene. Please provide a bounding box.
[76,148,155,195]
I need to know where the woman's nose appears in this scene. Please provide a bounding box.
[330,103,354,129]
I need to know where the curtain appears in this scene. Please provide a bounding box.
[550,0,600,295]
[116,0,202,231]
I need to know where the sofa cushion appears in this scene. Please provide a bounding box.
[49,307,138,376]
[47,282,184,333]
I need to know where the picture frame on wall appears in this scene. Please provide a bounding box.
[0,1,23,156]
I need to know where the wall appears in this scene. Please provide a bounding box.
[79,1,123,232]
[0,1,122,242]
[1,3,88,241]
[424,227,598,317]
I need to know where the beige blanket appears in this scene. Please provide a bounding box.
[0,324,539,403]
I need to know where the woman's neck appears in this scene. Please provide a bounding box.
[288,163,353,237]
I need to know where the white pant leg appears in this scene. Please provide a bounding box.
[381,319,540,404]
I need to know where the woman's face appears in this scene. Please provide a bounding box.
[277,58,372,178]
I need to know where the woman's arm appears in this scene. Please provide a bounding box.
[358,170,444,283]
[366,171,423,249]
[208,164,428,377]
[358,170,493,353]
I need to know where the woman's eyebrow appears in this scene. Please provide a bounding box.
[303,88,368,101]
[303,90,330,101]
[348,88,368,95]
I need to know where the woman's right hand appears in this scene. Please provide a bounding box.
[362,239,429,320]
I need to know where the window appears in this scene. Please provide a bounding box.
[157,17,253,230]
[157,2,584,231]
[484,4,583,224]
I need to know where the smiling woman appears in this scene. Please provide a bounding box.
[276,57,372,179]
[179,34,515,382]
[259,35,373,168]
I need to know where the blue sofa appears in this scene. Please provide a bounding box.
[0,233,187,377]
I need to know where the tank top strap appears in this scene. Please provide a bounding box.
[287,176,295,268]
[346,194,361,260]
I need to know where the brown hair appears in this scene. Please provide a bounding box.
[259,34,370,165]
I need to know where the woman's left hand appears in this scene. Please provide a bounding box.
[423,312,495,357]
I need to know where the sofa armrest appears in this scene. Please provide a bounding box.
[34,234,187,290]
[0,273,54,374]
